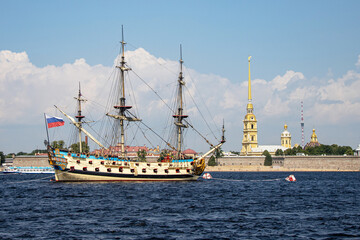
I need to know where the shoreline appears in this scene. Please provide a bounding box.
[205,166,360,172]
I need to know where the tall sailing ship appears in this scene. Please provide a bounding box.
[47,29,225,182]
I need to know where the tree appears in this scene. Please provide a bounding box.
[6,153,15,158]
[345,148,354,156]
[137,149,147,162]
[51,140,65,149]
[215,148,224,158]
[16,151,28,156]
[230,151,240,156]
[70,141,89,153]
[208,155,217,166]
[262,150,272,166]
[30,149,47,155]
[275,149,283,156]
[158,149,171,162]
[0,151,5,165]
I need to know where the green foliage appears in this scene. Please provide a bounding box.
[215,148,224,159]
[137,149,147,162]
[208,155,217,166]
[158,149,171,162]
[51,140,65,149]
[16,151,28,156]
[262,150,272,166]
[275,149,284,156]
[283,144,354,156]
[70,141,89,153]
[0,151,5,165]
[230,151,240,156]
[6,153,15,158]
[345,148,354,156]
[29,149,48,155]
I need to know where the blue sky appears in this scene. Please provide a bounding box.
[1,0,360,154]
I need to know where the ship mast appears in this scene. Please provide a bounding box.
[74,83,86,153]
[107,25,140,158]
[173,45,188,159]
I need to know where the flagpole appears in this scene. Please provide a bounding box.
[44,113,50,147]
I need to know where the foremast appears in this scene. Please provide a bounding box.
[106,26,141,158]
[74,83,86,153]
[173,45,188,159]
[55,105,106,149]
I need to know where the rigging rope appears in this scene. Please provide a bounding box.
[206,177,282,182]
[185,68,220,136]
[6,174,55,184]
[130,68,216,148]
[126,111,178,153]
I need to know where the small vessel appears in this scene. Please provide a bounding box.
[2,166,54,174]
[47,28,225,182]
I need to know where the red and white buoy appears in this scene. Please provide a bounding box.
[285,174,296,182]
[202,173,212,179]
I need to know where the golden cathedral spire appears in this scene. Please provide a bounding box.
[241,56,258,156]
[248,56,252,102]
[246,56,254,114]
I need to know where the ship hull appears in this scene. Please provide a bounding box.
[49,150,203,182]
[54,169,199,182]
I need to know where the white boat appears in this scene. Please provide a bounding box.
[3,166,54,174]
[47,28,225,182]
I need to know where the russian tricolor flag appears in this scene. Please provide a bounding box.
[46,115,65,128]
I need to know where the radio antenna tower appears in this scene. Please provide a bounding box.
[301,101,304,148]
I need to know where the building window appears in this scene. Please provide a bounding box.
[251,124,254,129]
[251,136,254,141]
[286,140,288,144]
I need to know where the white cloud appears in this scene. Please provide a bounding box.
[270,70,304,91]
[0,50,110,124]
[2,48,360,152]
[356,54,360,68]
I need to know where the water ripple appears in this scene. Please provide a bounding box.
[1,172,360,239]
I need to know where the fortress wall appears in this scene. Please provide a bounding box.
[11,155,360,171]
[281,156,360,170]
[216,156,360,171]
[13,156,51,167]
[217,156,265,166]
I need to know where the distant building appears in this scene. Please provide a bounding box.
[183,149,197,158]
[240,57,291,156]
[92,144,160,157]
[305,129,320,148]
[354,144,360,156]
[240,56,258,156]
[281,124,292,148]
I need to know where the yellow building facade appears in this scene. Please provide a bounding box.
[240,57,291,156]
[241,56,258,156]
[281,124,292,148]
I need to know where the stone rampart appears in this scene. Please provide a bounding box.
[217,156,265,166]
[13,155,51,167]
[277,155,360,171]
[212,155,360,171]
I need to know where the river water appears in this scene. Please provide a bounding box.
[0,172,359,239]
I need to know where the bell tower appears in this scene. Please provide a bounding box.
[281,124,292,148]
[241,56,258,156]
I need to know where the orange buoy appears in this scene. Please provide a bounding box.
[285,174,296,182]
[202,173,212,179]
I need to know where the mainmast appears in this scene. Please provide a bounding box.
[107,25,140,158]
[74,83,86,153]
[173,45,188,159]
